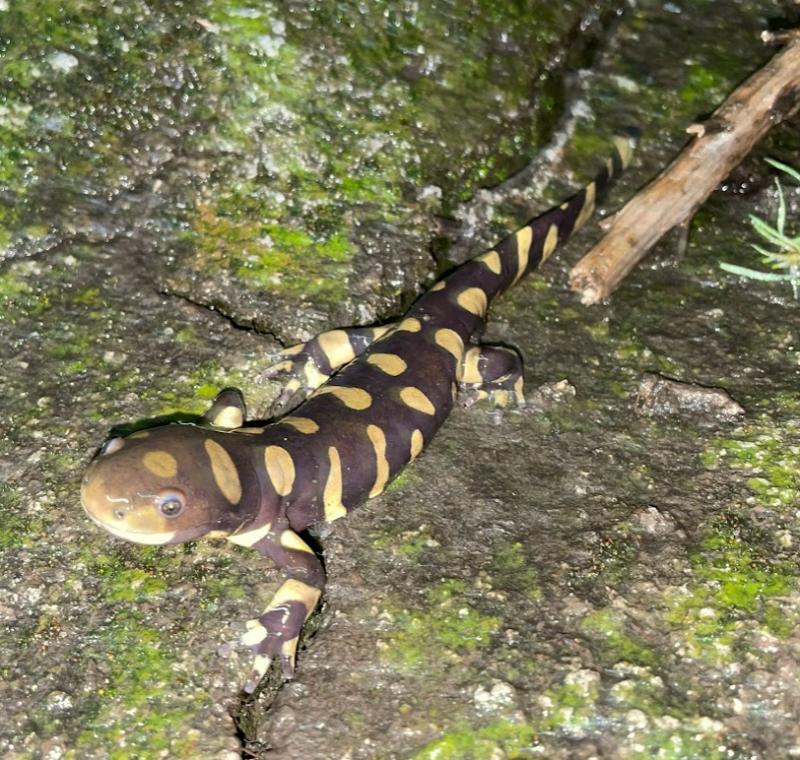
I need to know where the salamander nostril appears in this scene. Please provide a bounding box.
[113,509,126,520]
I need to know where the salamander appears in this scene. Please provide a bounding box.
[81,132,637,692]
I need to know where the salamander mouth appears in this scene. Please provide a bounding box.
[83,506,222,545]
[84,509,179,545]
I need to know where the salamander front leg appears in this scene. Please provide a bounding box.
[222,523,325,692]
[457,345,525,416]
[265,324,395,412]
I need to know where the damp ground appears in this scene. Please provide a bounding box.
[2,1,800,758]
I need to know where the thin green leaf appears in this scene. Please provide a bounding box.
[750,214,792,248]
[766,158,800,184]
[719,262,795,281]
[749,245,796,267]
[749,242,780,260]
[776,177,786,236]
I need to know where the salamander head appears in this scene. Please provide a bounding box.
[82,390,261,545]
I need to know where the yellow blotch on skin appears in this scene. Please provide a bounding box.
[514,375,525,404]
[613,134,634,167]
[367,353,407,376]
[228,521,273,547]
[302,358,328,389]
[574,181,596,230]
[268,360,293,374]
[204,439,242,504]
[434,328,464,362]
[456,287,488,317]
[269,578,322,614]
[212,406,244,429]
[477,250,501,275]
[281,417,319,434]
[318,329,356,368]
[323,447,347,522]
[129,430,150,439]
[397,317,422,333]
[429,281,446,291]
[542,224,559,262]
[241,579,322,649]
[399,386,436,416]
[265,445,296,497]
[410,429,424,460]
[280,529,315,554]
[458,347,483,384]
[235,426,266,435]
[371,324,395,340]
[494,390,510,408]
[316,385,372,410]
[142,450,178,478]
[366,424,390,498]
[512,226,533,284]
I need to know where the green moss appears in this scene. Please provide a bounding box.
[194,382,220,402]
[384,468,423,493]
[491,541,542,602]
[186,201,353,305]
[581,609,658,667]
[537,672,600,735]
[0,268,31,301]
[101,568,168,604]
[177,0,590,301]
[702,418,800,508]
[0,1,216,252]
[584,321,610,341]
[174,326,198,345]
[679,65,732,108]
[607,666,668,715]
[53,539,214,757]
[0,262,54,319]
[0,483,44,549]
[380,580,500,671]
[372,524,438,561]
[66,611,200,758]
[413,719,536,760]
[627,725,728,760]
[664,516,799,661]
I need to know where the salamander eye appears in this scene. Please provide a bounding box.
[157,489,185,518]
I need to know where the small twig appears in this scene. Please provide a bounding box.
[761,29,800,45]
[569,35,800,305]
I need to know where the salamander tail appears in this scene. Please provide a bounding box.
[481,128,640,293]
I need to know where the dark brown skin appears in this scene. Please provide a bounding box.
[81,132,638,692]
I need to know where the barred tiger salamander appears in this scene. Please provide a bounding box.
[81,132,637,692]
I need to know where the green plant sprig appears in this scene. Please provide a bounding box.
[720,158,800,298]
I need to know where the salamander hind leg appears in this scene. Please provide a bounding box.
[457,344,525,417]
[265,324,395,412]
[222,524,325,692]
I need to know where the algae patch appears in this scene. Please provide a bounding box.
[702,416,800,509]
[412,719,536,760]
[581,608,658,668]
[664,515,799,662]
[379,579,500,671]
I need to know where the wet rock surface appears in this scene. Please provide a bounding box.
[2,1,800,759]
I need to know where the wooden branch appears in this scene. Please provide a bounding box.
[569,36,800,305]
